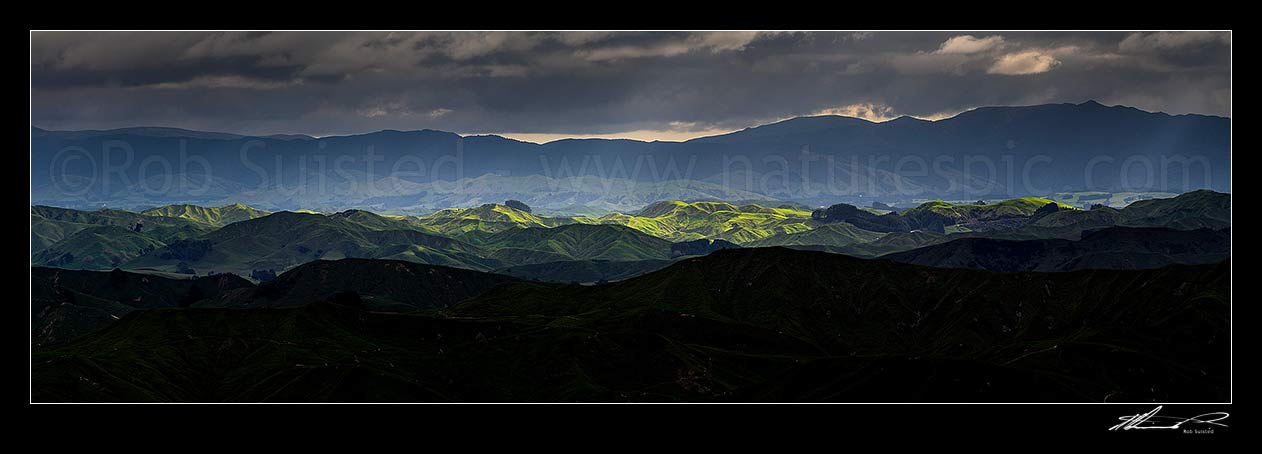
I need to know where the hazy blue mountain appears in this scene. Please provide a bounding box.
[693,101,1228,195]
[32,101,1229,212]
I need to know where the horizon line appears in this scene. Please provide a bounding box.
[30,99,1230,145]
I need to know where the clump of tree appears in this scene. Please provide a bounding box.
[1029,202,1063,222]
[251,269,277,282]
[504,200,532,213]
[46,253,74,267]
[159,239,213,261]
[813,203,912,233]
[176,261,196,275]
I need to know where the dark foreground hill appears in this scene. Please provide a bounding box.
[493,258,674,284]
[884,226,1231,272]
[32,267,253,345]
[32,258,519,343]
[245,258,517,312]
[32,248,1229,402]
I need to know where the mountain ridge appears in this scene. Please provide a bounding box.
[32,100,1229,144]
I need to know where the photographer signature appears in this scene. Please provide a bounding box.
[1109,406,1229,431]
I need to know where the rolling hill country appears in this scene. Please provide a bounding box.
[28,187,1229,401]
[30,31,1233,407]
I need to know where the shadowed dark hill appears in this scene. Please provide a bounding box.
[884,226,1230,272]
[493,258,674,284]
[671,238,741,257]
[32,267,254,345]
[247,258,517,312]
[33,248,1228,402]
[457,247,1229,401]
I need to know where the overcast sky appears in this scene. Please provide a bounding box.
[30,31,1231,142]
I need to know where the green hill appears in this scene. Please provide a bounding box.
[1118,189,1230,230]
[328,209,437,232]
[1002,190,1230,240]
[1020,206,1127,239]
[746,222,883,248]
[33,225,166,269]
[817,231,948,257]
[412,203,591,236]
[899,197,1076,230]
[125,211,499,275]
[32,206,207,253]
[597,200,814,243]
[478,224,672,266]
[811,197,1077,234]
[31,191,1230,278]
[1047,191,1179,209]
[141,203,271,227]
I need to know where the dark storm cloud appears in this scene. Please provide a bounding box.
[30,31,1231,138]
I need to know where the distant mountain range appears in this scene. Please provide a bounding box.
[32,101,1229,213]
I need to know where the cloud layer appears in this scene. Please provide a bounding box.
[30,31,1231,139]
